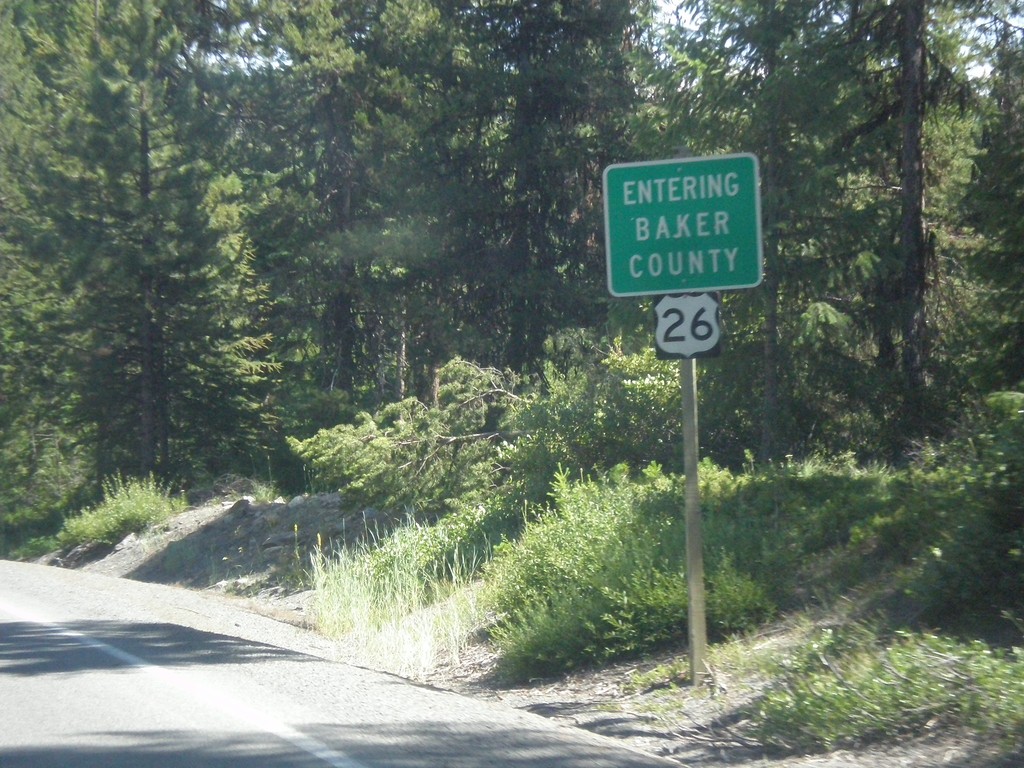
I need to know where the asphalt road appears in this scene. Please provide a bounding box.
[0,560,675,768]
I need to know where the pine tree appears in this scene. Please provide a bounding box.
[653,0,871,461]
[426,0,651,372]
[228,0,440,406]
[650,0,984,461]
[16,0,277,481]
[970,11,1024,390]
[0,2,90,543]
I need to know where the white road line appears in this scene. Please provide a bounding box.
[0,598,371,768]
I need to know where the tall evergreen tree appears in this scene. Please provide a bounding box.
[427,0,651,372]
[653,0,871,462]
[898,0,931,433]
[970,10,1024,390]
[829,0,983,448]
[0,3,91,543]
[650,0,983,462]
[14,0,276,482]
[228,0,442,407]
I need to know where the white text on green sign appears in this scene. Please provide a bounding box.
[604,154,763,296]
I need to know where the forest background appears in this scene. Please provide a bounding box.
[0,0,1023,660]
[3,0,1021,545]
[2,1,1024,755]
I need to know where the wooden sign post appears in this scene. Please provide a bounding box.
[680,357,707,685]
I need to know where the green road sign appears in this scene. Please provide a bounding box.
[604,154,763,297]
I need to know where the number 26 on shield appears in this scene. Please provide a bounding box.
[653,293,722,359]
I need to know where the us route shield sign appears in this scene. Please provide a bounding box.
[604,154,763,297]
[654,293,722,359]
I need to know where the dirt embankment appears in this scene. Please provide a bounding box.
[47,490,382,620]
[43,493,1021,768]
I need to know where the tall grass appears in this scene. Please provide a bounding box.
[309,523,486,680]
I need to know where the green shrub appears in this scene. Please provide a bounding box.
[490,566,690,681]
[483,466,685,677]
[10,535,61,560]
[707,552,775,635]
[914,392,1024,622]
[701,456,897,606]
[484,464,784,679]
[484,450,988,681]
[0,423,91,557]
[500,348,681,505]
[594,567,690,658]
[752,628,1024,752]
[290,359,517,519]
[57,474,185,548]
[484,465,681,616]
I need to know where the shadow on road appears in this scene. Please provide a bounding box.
[0,619,313,676]
[0,730,324,768]
[301,720,675,768]
[0,720,677,768]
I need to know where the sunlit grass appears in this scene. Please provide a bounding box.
[57,474,186,549]
[625,613,1024,755]
[309,523,486,680]
[751,626,1024,752]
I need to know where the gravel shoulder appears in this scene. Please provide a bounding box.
[42,495,1021,768]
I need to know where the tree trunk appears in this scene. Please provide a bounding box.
[138,303,169,476]
[137,87,168,475]
[395,303,407,400]
[758,0,782,463]
[138,92,157,476]
[899,0,928,437]
[139,276,158,475]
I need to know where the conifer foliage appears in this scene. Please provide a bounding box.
[11,0,276,482]
[0,0,1022,548]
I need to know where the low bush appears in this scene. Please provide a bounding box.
[704,455,898,600]
[484,465,681,617]
[57,474,185,549]
[483,465,685,678]
[290,359,517,520]
[0,426,91,557]
[484,464,778,680]
[912,392,1024,623]
[499,348,682,505]
[706,552,775,635]
[752,627,1024,752]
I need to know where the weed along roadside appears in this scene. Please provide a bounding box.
[27,396,1024,768]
